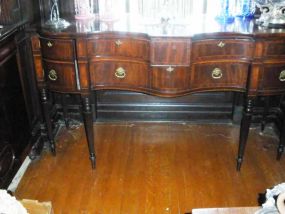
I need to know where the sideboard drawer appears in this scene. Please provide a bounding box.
[191,62,249,90]
[87,38,149,60]
[263,40,285,59]
[151,66,190,92]
[192,39,254,61]
[259,62,285,92]
[150,38,191,65]
[90,60,149,89]
[43,60,77,92]
[40,38,75,61]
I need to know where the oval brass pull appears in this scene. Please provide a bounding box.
[48,69,58,81]
[279,70,285,82]
[115,67,126,79]
[115,40,123,47]
[212,68,223,79]
[166,66,175,73]
[47,41,53,48]
[217,41,225,48]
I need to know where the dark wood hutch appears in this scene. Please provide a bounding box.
[0,0,42,188]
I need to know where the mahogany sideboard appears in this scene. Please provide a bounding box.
[30,17,285,170]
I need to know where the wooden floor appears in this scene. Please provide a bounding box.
[15,123,285,214]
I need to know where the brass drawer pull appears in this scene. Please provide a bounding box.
[115,67,126,79]
[212,68,223,79]
[48,69,58,81]
[217,41,225,48]
[279,70,285,82]
[115,40,123,47]
[166,66,175,73]
[47,41,53,48]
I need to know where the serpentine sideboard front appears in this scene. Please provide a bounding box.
[30,17,285,170]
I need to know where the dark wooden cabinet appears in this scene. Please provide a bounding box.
[0,30,41,188]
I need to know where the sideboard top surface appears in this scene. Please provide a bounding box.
[36,15,285,39]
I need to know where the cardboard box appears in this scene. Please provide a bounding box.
[20,199,53,214]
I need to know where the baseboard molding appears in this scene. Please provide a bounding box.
[8,156,31,193]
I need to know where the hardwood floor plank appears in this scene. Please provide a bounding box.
[15,123,285,213]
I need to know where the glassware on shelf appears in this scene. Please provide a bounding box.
[45,0,70,28]
[98,0,120,22]
[255,0,285,27]
[215,0,235,23]
[74,0,96,20]
[235,0,255,19]
[137,0,192,25]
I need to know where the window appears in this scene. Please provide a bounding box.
[98,0,222,18]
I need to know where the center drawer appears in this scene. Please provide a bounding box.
[150,38,191,65]
[89,60,149,89]
[87,38,149,60]
[191,62,249,91]
[192,39,254,61]
[151,66,190,93]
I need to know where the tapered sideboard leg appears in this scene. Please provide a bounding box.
[237,97,254,171]
[81,94,96,169]
[277,100,285,160]
[40,88,56,155]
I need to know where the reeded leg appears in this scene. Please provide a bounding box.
[277,101,285,160]
[81,94,96,169]
[261,97,270,132]
[61,94,70,129]
[237,96,254,171]
[40,88,56,155]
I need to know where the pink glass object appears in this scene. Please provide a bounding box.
[74,0,95,20]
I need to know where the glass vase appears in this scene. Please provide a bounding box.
[74,0,95,20]
[215,0,235,23]
[235,0,255,19]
